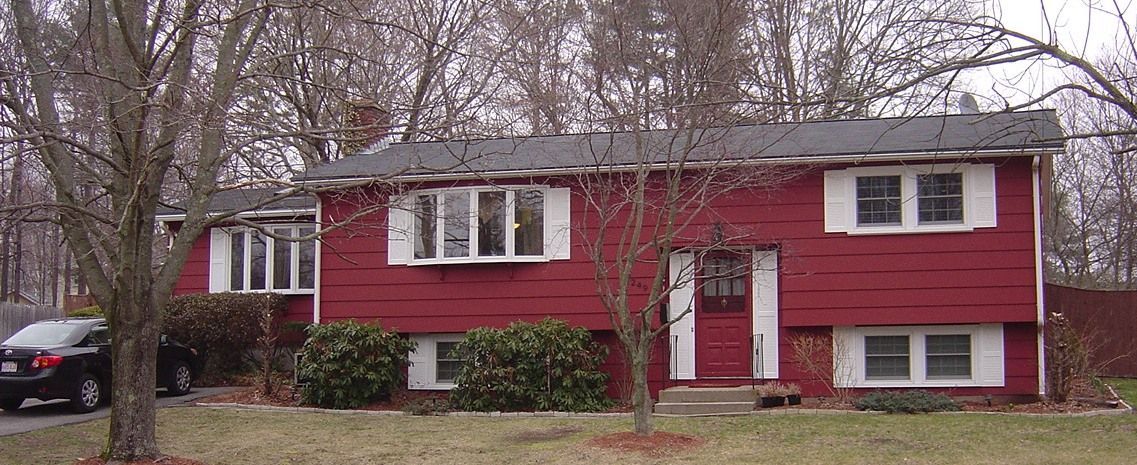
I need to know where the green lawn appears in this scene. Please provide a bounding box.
[1106,377,1137,405]
[3,407,1137,465]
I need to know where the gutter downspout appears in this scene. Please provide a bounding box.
[1032,155,1047,397]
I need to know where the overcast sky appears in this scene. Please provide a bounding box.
[964,0,1132,110]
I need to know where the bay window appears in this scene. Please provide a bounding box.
[404,187,552,264]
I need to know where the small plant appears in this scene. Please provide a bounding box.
[789,332,854,403]
[757,382,788,408]
[854,390,960,413]
[298,320,415,409]
[402,397,451,416]
[1046,312,1092,403]
[68,306,104,318]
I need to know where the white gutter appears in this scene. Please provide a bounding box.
[313,197,323,325]
[155,208,317,223]
[1032,154,1047,397]
[297,148,1063,186]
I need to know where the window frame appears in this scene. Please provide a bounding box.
[842,325,992,388]
[408,186,551,265]
[224,224,316,294]
[827,164,992,235]
[408,333,465,390]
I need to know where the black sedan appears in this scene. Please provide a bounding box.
[0,317,199,413]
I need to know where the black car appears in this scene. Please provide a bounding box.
[0,317,199,413]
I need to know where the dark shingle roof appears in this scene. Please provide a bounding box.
[297,110,1062,182]
[157,187,316,217]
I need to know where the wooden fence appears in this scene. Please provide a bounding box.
[1045,283,1137,377]
[0,303,63,341]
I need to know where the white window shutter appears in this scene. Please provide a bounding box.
[387,196,411,265]
[545,188,572,260]
[823,170,849,233]
[208,228,228,292]
[668,252,696,380]
[407,335,430,389]
[753,250,779,379]
[831,327,857,388]
[970,164,997,228]
[978,324,1005,386]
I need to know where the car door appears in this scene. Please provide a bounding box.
[83,324,113,383]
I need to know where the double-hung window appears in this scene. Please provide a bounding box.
[225,225,315,293]
[391,186,569,265]
[824,164,996,234]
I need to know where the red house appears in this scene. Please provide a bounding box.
[163,110,1061,402]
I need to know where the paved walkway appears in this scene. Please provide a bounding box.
[0,386,239,437]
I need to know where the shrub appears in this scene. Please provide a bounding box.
[401,397,451,416]
[68,306,104,318]
[854,390,960,413]
[298,320,415,409]
[450,318,611,412]
[1046,312,1093,403]
[162,292,287,377]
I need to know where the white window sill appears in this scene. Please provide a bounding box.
[216,289,315,296]
[854,379,982,388]
[407,256,550,266]
[844,223,973,236]
[409,382,456,391]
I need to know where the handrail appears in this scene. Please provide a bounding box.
[669,334,679,385]
[752,333,764,385]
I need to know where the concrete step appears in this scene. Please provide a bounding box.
[654,401,755,416]
[657,386,759,404]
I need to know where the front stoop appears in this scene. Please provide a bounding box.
[654,386,758,416]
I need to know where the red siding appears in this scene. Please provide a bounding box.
[170,227,315,324]
[320,158,1040,332]
[170,156,1043,397]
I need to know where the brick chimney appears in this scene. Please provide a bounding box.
[341,99,391,155]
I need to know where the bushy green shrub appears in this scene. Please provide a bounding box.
[854,390,960,413]
[451,318,611,412]
[162,292,287,376]
[297,320,415,409]
[68,306,104,318]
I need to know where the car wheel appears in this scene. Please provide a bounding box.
[166,361,193,396]
[0,398,24,411]
[71,373,101,413]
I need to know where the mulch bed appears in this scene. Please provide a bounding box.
[586,431,705,457]
[74,457,210,465]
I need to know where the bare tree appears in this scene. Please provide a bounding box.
[4,0,283,460]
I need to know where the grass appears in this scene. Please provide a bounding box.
[1105,377,1137,405]
[3,407,1137,465]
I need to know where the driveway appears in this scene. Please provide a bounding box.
[0,386,239,437]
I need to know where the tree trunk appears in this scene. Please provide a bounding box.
[629,347,653,436]
[105,276,160,460]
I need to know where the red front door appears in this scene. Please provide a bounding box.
[695,253,752,378]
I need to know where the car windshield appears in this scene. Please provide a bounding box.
[2,322,85,346]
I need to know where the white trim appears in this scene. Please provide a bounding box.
[156,207,317,223]
[1032,155,1047,396]
[407,333,465,390]
[394,185,568,265]
[313,198,323,325]
[834,324,1005,388]
[297,148,1061,186]
[824,163,997,235]
[210,225,317,294]
[753,250,779,379]
[668,252,696,380]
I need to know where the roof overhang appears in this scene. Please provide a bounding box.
[155,207,318,224]
[296,146,1064,187]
